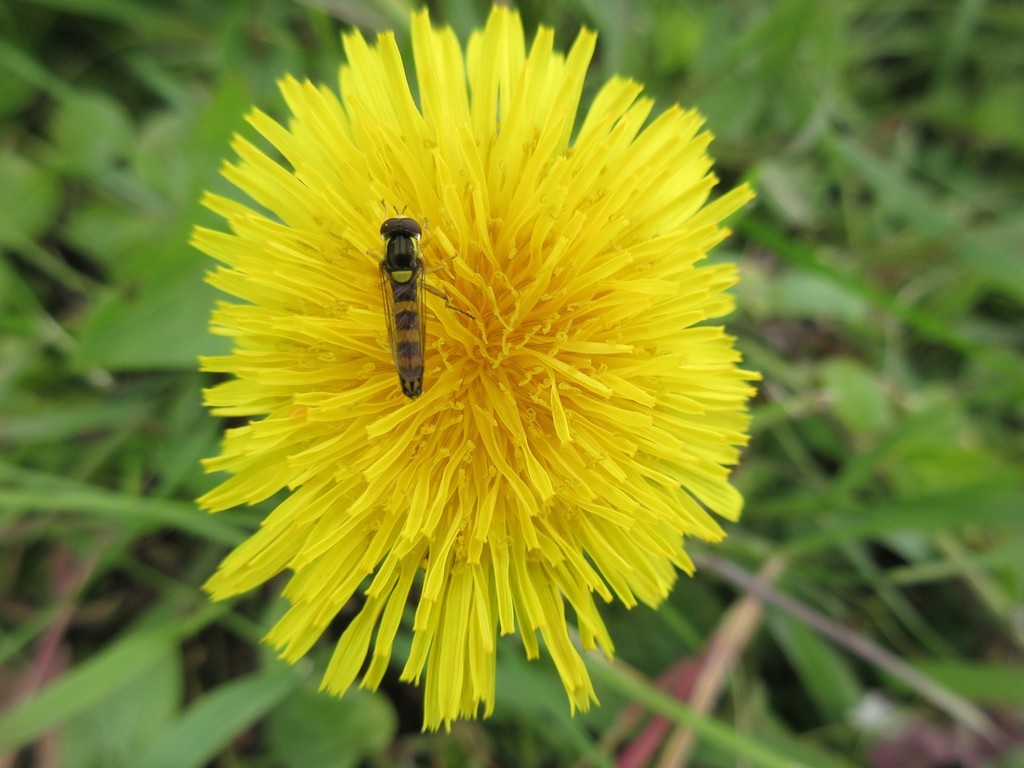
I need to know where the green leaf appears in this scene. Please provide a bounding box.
[58,642,181,768]
[0,150,61,248]
[73,262,230,371]
[266,686,397,768]
[889,539,1024,585]
[134,666,303,768]
[134,111,204,206]
[0,624,180,754]
[866,396,1020,497]
[972,81,1024,151]
[767,269,869,325]
[956,218,1024,305]
[0,397,151,443]
[498,647,615,767]
[767,613,862,723]
[150,378,222,496]
[62,201,168,272]
[912,661,1024,707]
[49,91,135,176]
[758,158,823,229]
[73,76,249,371]
[0,55,37,119]
[831,137,953,237]
[10,0,196,36]
[819,357,893,438]
[785,486,1024,557]
[0,254,44,325]
[650,7,703,72]
[0,461,246,545]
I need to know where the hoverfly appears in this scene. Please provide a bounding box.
[379,216,472,399]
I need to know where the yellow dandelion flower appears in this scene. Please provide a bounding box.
[194,7,758,730]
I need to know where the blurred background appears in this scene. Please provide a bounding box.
[1,0,1022,766]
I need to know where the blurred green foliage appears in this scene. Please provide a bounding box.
[1,0,1022,766]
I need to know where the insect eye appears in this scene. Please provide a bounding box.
[402,218,422,238]
[381,217,422,240]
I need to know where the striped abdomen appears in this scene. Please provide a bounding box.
[386,267,424,398]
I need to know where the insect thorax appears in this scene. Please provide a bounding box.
[383,234,419,273]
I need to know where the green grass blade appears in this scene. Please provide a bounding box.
[0,625,179,753]
[134,666,303,768]
[587,655,844,768]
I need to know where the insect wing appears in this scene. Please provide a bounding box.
[414,262,426,372]
[379,262,401,368]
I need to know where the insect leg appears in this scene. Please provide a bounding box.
[424,283,475,320]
